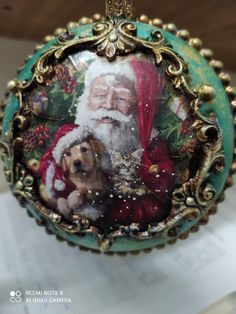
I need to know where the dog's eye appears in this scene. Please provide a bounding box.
[81,147,88,153]
[64,151,71,157]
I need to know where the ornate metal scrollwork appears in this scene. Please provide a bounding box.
[172,96,225,214]
[0,20,226,252]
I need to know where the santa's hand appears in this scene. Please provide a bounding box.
[57,197,70,215]
[68,190,84,210]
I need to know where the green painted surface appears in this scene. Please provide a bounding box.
[2,93,19,142]
[2,21,234,252]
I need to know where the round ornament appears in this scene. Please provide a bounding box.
[0,0,235,254]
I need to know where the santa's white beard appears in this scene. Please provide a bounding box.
[75,105,139,153]
[90,119,139,153]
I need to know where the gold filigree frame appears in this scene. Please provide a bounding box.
[0,13,235,255]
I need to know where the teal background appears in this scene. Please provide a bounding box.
[2,21,234,252]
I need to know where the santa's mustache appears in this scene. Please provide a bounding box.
[88,108,132,123]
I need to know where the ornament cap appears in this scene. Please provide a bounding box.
[105,0,136,20]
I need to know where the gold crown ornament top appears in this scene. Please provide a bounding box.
[0,0,235,254]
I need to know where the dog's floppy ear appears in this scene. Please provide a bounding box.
[89,139,105,165]
[61,157,69,176]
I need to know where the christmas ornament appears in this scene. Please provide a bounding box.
[0,0,235,254]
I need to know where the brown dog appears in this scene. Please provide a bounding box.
[57,137,109,219]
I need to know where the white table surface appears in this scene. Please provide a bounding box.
[0,185,236,314]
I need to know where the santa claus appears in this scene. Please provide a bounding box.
[74,57,175,227]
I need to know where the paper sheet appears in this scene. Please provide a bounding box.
[0,180,236,314]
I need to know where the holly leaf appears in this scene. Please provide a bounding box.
[63,93,70,101]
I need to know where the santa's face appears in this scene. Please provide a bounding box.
[88,75,136,127]
[76,74,139,153]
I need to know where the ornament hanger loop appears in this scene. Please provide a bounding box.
[105,0,136,20]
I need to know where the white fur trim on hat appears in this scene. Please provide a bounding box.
[84,58,136,89]
[54,179,66,191]
[52,127,91,165]
[45,163,55,198]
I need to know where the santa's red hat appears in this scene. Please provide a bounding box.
[39,124,90,198]
[130,59,164,171]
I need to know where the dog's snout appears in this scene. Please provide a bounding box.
[74,160,82,170]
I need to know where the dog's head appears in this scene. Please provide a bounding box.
[61,138,105,176]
